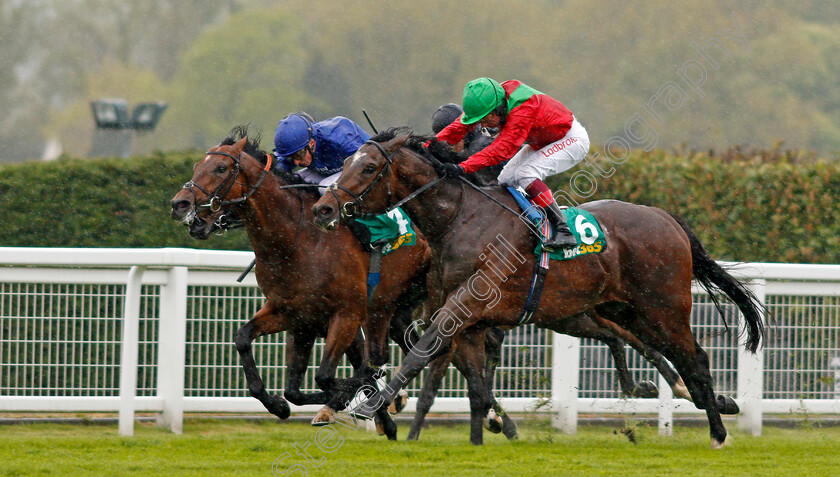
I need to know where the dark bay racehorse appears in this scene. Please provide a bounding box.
[312,130,765,448]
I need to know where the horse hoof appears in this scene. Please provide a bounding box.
[311,406,336,426]
[267,394,291,420]
[388,390,408,414]
[484,409,503,434]
[631,381,659,398]
[711,434,731,450]
[374,415,386,436]
[716,395,740,415]
[672,378,692,400]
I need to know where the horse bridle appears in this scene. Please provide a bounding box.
[325,139,472,221]
[182,149,273,211]
[177,149,273,233]
[326,140,394,219]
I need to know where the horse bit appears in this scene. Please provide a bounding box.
[325,140,393,219]
[181,149,272,231]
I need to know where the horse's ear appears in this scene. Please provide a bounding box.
[232,136,248,154]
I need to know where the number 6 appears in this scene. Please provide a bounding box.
[574,215,598,245]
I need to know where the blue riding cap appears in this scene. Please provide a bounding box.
[273,114,313,157]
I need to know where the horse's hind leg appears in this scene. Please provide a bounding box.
[234,303,290,419]
[450,327,490,445]
[588,313,690,399]
[406,346,455,441]
[558,313,658,398]
[601,301,729,448]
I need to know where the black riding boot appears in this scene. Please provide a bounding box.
[542,202,578,252]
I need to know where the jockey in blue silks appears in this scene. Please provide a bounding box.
[273,114,371,195]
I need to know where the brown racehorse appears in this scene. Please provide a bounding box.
[170,128,431,438]
[312,130,765,448]
[168,127,526,440]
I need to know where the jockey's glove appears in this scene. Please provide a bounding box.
[439,162,465,177]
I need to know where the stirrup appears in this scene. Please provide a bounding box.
[542,235,577,252]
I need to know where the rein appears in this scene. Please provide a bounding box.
[183,150,274,213]
[330,139,523,222]
[456,176,522,217]
[327,140,394,219]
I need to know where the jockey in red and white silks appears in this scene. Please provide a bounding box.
[435,77,590,251]
[496,117,589,191]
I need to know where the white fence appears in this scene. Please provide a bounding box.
[2,247,840,436]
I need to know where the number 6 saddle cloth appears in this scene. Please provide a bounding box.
[506,187,607,261]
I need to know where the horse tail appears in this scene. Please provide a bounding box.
[669,213,766,353]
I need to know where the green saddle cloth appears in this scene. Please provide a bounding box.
[536,207,607,260]
[355,207,417,255]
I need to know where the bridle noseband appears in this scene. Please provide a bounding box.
[327,140,393,219]
[181,149,273,228]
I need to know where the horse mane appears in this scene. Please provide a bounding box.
[370,126,468,165]
[370,126,507,189]
[221,125,310,188]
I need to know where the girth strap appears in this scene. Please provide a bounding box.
[517,256,549,326]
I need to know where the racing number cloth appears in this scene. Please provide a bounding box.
[355,207,417,255]
[536,207,607,260]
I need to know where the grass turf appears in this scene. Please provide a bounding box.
[1,417,838,476]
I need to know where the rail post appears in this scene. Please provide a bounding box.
[119,265,146,436]
[157,266,188,433]
[738,278,766,436]
[551,332,580,433]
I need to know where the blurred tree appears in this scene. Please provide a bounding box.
[3,0,840,163]
[294,0,552,131]
[1,0,243,163]
[158,7,317,150]
[0,1,51,161]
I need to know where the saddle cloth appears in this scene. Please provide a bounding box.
[506,187,607,261]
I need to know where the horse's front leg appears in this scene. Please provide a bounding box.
[234,303,290,419]
[283,332,326,405]
[350,304,471,420]
[450,327,490,445]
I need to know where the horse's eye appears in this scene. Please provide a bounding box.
[362,164,377,174]
[215,165,227,174]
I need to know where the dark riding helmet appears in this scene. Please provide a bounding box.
[432,103,464,134]
[273,113,313,158]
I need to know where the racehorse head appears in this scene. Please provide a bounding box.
[170,125,272,239]
[312,128,442,230]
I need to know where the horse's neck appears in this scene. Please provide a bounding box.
[399,178,466,241]
[240,176,316,262]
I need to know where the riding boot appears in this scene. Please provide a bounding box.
[542,202,578,252]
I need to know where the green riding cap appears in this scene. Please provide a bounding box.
[460,77,505,125]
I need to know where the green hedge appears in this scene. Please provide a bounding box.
[546,149,840,263]
[1,149,837,263]
[0,151,250,250]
